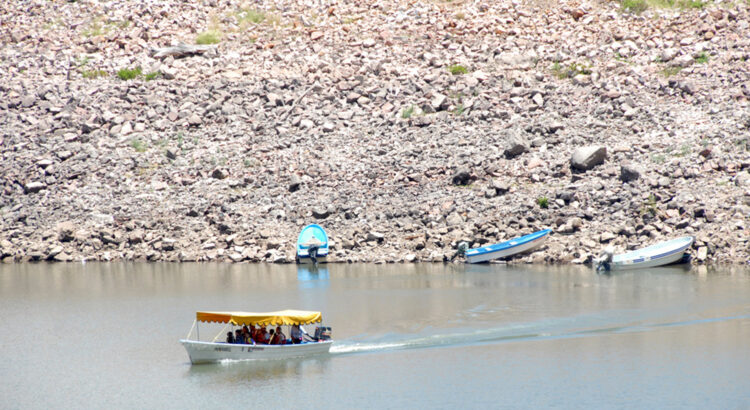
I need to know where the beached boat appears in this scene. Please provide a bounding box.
[180,310,333,364]
[464,229,551,264]
[595,236,694,272]
[296,224,329,264]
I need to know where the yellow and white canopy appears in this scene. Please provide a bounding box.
[196,310,322,326]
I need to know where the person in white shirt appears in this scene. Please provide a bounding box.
[290,324,308,344]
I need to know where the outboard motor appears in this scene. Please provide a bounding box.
[450,241,469,261]
[314,326,332,341]
[308,244,319,266]
[595,245,614,272]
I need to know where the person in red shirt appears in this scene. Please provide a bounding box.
[256,326,269,344]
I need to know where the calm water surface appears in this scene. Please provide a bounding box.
[1,263,749,409]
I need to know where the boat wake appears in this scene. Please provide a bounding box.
[329,321,550,355]
[329,313,750,356]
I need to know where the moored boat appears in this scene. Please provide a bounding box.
[464,229,551,264]
[296,224,329,264]
[180,310,333,364]
[595,236,694,272]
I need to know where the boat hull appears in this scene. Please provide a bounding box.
[296,255,328,264]
[465,229,551,264]
[603,236,694,271]
[296,224,329,264]
[180,340,333,364]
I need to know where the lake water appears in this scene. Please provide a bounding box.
[1,263,749,409]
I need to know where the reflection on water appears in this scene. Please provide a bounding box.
[186,356,331,383]
[297,265,329,289]
[595,264,693,277]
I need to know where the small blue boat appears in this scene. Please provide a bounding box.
[464,229,551,263]
[296,224,329,264]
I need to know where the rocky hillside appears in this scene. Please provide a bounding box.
[1,0,749,264]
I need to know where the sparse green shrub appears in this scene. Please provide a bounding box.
[145,71,162,81]
[621,0,707,13]
[196,31,221,45]
[130,139,147,152]
[551,62,591,79]
[454,104,465,116]
[659,67,682,77]
[621,0,648,13]
[81,18,105,37]
[448,65,468,75]
[680,0,707,8]
[81,16,131,37]
[238,8,266,24]
[537,196,549,209]
[117,67,142,80]
[695,52,709,64]
[551,62,564,78]
[736,138,749,152]
[674,144,691,157]
[81,69,107,79]
[75,55,91,67]
[401,105,415,119]
[641,193,658,216]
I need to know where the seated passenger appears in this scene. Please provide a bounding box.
[255,326,268,344]
[262,326,271,344]
[269,329,279,345]
[274,326,286,344]
[226,331,235,344]
[290,324,302,344]
[235,329,244,344]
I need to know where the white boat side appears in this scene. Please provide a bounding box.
[465,230,551,264]
[608,236,694,271]
[180,339,333,364]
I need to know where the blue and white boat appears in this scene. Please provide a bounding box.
[296,224,329,264]
[595,236,694,272]
[464,229,551,264]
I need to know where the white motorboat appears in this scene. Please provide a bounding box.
[595,236,694,272]
[180,310,333,364]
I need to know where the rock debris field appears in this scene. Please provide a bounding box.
[1,0,749,265]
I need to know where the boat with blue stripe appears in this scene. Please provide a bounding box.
[296,224,329,264]
[596,236,694,272]
[464,229,551,264]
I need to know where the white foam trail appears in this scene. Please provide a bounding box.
[330,342,406,354]
[329,323,541,355]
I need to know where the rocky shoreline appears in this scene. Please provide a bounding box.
[1,0,749,265]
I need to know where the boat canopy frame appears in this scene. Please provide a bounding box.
[195,310,323,327]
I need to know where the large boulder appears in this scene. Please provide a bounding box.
[571,146,607,171]
[451,169,473,185]
[736,171,750,187]
[620,162,644,182]
[504,130,530,159]
[56,221,76,242]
